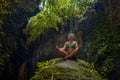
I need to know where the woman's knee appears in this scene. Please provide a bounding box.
[59,48,64,52]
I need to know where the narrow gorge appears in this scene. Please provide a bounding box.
[0,0,120,80]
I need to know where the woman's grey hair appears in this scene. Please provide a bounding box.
[68,33,75,37]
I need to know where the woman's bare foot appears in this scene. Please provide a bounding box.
[64,55,71,59]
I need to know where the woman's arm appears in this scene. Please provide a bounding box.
[56,42,66,50]
[69,41,79,57]
[75,41,79,50]
[61,42,66,50]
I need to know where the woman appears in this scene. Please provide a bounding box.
[56,33,80,60]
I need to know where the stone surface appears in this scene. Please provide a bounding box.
[30,58,102,80]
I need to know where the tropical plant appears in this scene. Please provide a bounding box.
[25,0,95,42]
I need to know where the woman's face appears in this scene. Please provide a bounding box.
[68,34,74,41]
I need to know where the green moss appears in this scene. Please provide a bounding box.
[85,24,120,78]
[30,58,102,80]
[0,59,4,75]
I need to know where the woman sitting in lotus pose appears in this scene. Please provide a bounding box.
[56,33,80,60]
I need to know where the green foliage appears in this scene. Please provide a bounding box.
[84,23,120,78]
[25,0,94,42]
[0,59,4,74]
[16,0,37,12]
[0,0,11,26]
[30,58,102,80]
[0,0,38,79]
[98,56,115,77]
